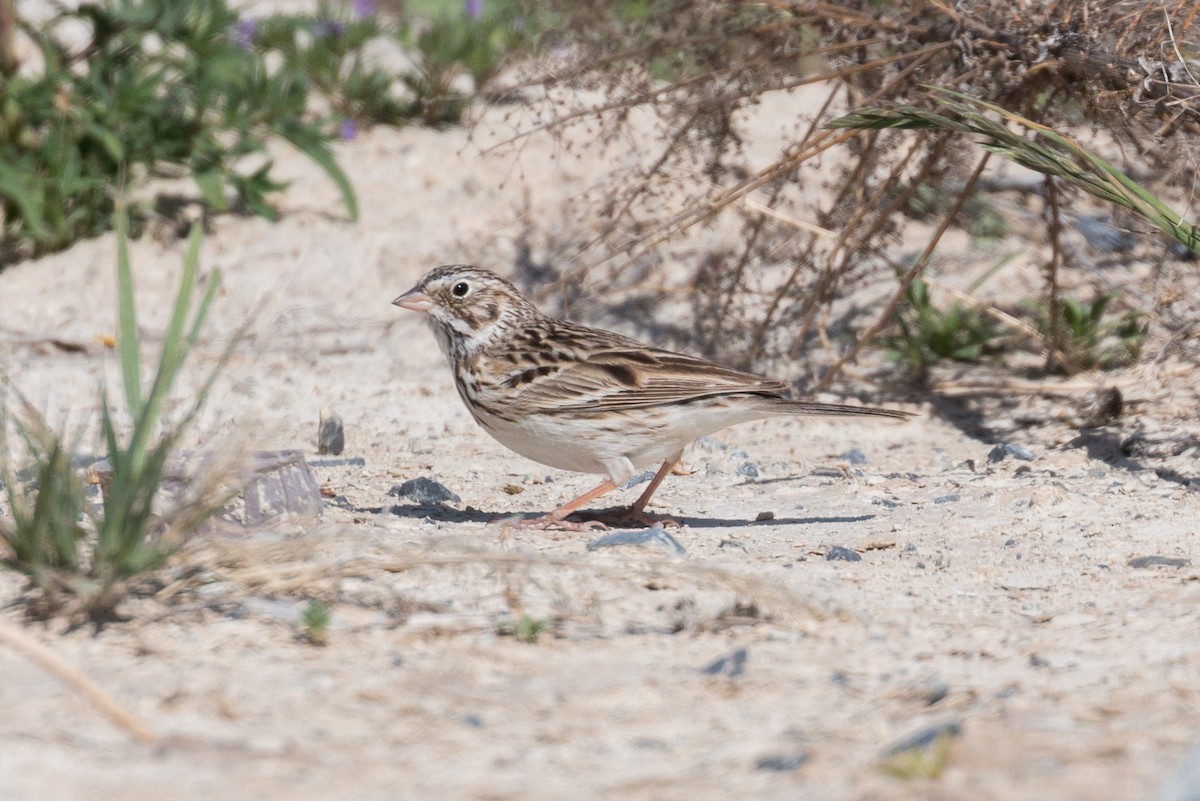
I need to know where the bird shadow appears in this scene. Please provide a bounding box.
[380,502,874,530]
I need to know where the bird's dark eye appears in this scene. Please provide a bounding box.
[452,281,470,297]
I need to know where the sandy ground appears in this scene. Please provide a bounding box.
[3,85,1200,801]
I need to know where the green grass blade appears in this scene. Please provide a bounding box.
[277,122,359,221]
[114,205,143,416]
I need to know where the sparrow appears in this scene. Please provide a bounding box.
[394,265,910,530]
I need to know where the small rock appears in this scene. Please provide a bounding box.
[1078,386,1123,428]
[932,494,960,505]
[825,545,862,562]
[1128,555,1190,569]
[1168,241,1200,261]
[502,484,524,495]
[754,510,775,522]
[884,721,962,758]
[919,680,950,706]
[873,498,900,509]
[695,436,728,452]
[841,448,869,465]
[389,477,461,506]
[317,409,344,456]
[736,462,760,478]
[988,443,1035,463]
[461,713,485,728]
[701,647,748,678]
[587,526,687,555]
[755,752,808,772]
[1075,214,1135,253]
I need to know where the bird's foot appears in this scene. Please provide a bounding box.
[516,514,609,532]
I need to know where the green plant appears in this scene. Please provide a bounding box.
[403,1,527,125]
[0,0,360,256]
[882,279,1000,381]
[0,210,236,620]
[301,599,332,646]
[497,613,552,643]
[832,88,1200,255]
[1039,293,1145,372]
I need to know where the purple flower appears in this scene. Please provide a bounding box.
[339,118,358,141]
[352,0,375,19]
[314,19,346,38]
[234,17,257,50]
[463,0,483,20]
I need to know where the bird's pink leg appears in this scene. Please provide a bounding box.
[590,453,683,528]
[628,453,681,514]
[518,479,618,531]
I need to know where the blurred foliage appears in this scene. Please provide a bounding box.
[882,279,1000,382]
[1037,293,1146,373]
[0,0,529,260]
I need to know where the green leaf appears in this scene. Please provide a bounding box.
[114,204,143,417]
[277,122,359,221]
[194,170,228,212]
[0,161,48,239]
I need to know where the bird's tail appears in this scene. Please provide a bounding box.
[771,400,913,420]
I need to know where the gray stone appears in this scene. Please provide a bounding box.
[755,752,809,772]
[587,526,687,555]
[317,408,344,456]
[841,448,869,465]
[988,443,1035,462]
[1128,555,1190,569]
[825,545,862,562]
[701,647,748,677]
[389,477,461,506]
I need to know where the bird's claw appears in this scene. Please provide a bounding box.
[517,515,609,532]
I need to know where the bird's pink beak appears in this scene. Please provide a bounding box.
[392,288,434,312]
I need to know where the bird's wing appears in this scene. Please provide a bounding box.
[503,324,788,414]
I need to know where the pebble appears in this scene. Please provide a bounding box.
[389,477,461,506]
[1154,743,1200,801]
[317,408,345,456]
[701,647,748,678]
[841,448,869,465]
[884,721,962,757]
[695,436,728,452]
[932,494,960,505]
[873,498,900,509]
[736,462,760,478]
[1128,555,1190,569]
[587,526,687,555]
[1074,214,1135,253]
[825,546,862,562]
[754,510,775,522]
[1078,387,1123,428]
[755,752,809,772]
[1168,241,1200,261]
[988,443,1035,463]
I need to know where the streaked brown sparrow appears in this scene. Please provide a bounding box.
[394,265,910,530]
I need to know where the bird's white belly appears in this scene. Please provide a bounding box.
[470,399,770,484]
